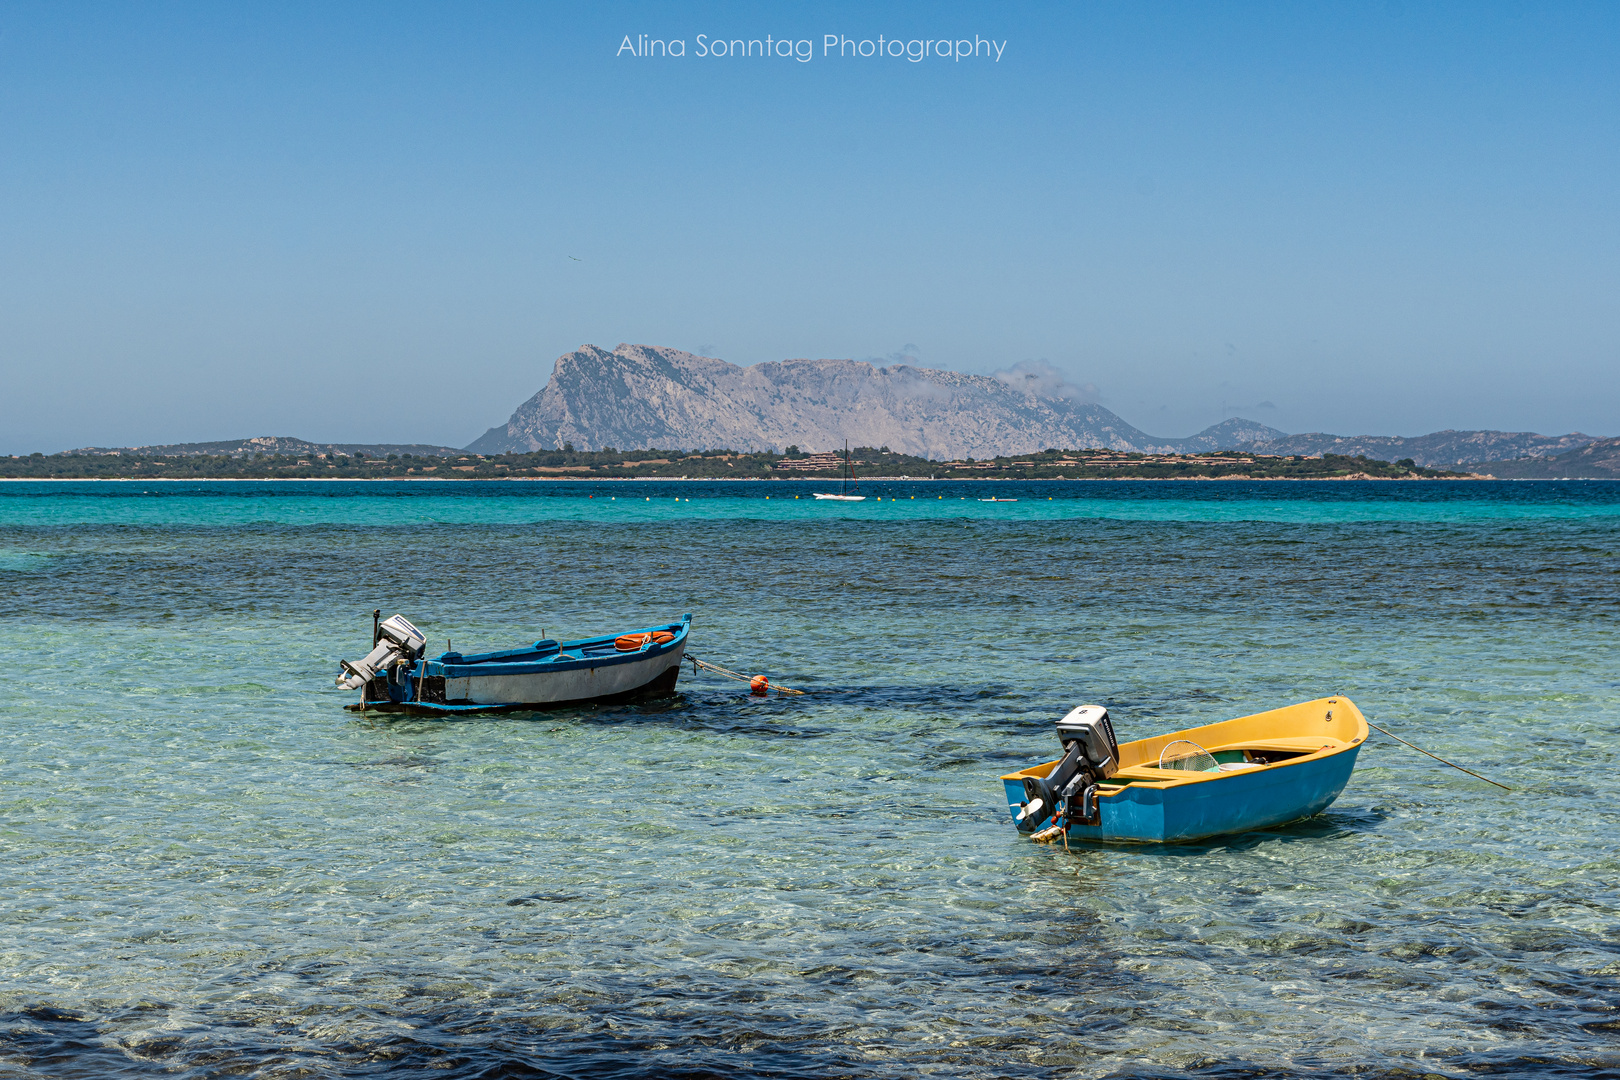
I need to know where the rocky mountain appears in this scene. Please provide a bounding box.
[1243,429,1597,469]
[1471,437,1620,479]
[1173,417,1294,454]
[73,436,466,458]
[466,344,1286,459]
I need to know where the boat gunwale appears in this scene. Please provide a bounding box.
[421,617,690,678]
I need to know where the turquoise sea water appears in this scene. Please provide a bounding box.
[1,480,1616,1078]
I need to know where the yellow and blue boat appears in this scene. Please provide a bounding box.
[1001,697,1367,844]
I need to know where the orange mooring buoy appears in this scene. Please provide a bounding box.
[750,675,770,694]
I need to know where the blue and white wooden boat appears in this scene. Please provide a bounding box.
[1001,697,1367,844]
[337,613,691,713]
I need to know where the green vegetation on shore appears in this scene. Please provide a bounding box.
[2,445,1470,480]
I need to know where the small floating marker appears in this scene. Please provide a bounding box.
[750,674,770,694]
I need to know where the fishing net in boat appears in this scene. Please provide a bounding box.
[1158,739,1220,772]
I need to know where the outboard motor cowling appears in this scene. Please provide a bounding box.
[336,614,426,690]
[1016,705,1119,831]
[1055,705,1118,776]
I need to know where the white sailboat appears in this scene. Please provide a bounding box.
[813,441,866,501]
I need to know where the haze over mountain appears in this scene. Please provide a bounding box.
[1473,437,1620,479]
[1241,430,1598,469]
[71,436,465,458]
[466,344,1287,460]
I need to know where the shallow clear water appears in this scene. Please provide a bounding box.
[1,480,1616,1079]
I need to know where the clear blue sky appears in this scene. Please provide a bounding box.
[3,1,1616,453]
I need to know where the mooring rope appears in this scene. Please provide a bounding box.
[1368,722,1511,791]
[688,656,806,695]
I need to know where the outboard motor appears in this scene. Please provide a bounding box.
[1015,705,1119,832]
[336,614,426,690]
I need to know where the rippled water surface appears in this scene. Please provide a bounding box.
[1,480,1616,1079]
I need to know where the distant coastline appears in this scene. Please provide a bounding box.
[0,476,1496,485]
[1,446,1480,482]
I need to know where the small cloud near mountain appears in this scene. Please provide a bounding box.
[992,359,1098,403]
[865,344,921,365]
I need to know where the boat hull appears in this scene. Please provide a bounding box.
[446,641,686,707]
[1001,696,1367,844]
[355,615,690,714]
[1001,744,1359,843]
